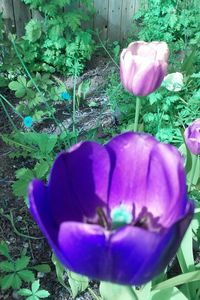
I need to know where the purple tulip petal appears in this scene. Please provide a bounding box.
[110,201,194,285]
[48,141,110,224]
[129,58,165,96]
[106,132,187,227]
[58,201,193,285]
[58,222,109,278]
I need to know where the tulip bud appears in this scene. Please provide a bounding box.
[120,41,169,96]
[184,119,200,155]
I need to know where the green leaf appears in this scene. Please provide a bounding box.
[181,47,197,75]
[18,76,27,86]
[35,290,50,298]
[177,224,195,272]
[8,81,26,98]
[32,279,40,293]
[0,242,10,258]
[25,19,42,42]
[17,288,32,296]
[17,270,35,282]
[15,88,26,98]
[15,256,30,271]
[0,273,15,289]
[0,261,15,272]
[187,154,200,186]
[148,92,162,105]
[34,161,49,178]
[51,253,69,290]
[12,168,34,198]
[99,282,138,300]
[12,274,22,289]
[9,81,23,91]
[151,287,188,300]
[38,134,57,154]
[133,282,152,300]
[67,271,89,298]
[178,143,192,173]
[153,270,200,290]
[27,296,40,300]
[31,264,51,273]
[0,76,9,87]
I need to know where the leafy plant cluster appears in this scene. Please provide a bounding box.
[0,241,50,299]
[106,69,200,147]
[134,0,200,68]
[8,73,68,121]
[1,132,60,202]
[18,0,95,75]
[0,14,20,87]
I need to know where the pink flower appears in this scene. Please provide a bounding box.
[120,41,169,96]
[184,119,200,155]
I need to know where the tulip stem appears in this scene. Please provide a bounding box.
[134,97,141,132]
[188,155,198,192]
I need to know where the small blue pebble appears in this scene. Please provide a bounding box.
[61,91,71,101]
[23,116,33,128]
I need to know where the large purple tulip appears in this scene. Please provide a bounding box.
[120,41,169,96]
[184,119,200,155]
[29,132,194,285]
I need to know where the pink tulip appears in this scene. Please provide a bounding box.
[184,119,200,155]
[120,41,169,96]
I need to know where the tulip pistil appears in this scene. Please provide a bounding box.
[111,205,133,229]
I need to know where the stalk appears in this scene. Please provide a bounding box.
[134,96,141,132]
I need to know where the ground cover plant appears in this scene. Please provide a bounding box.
[0,0,200,299]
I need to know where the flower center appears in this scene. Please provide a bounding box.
[111,205,133,229]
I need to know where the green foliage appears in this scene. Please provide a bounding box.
[17,280,50,299]
[134,0,200,69]
[106,69,200,147]
[0,242,51,292]
[52,253,89,298]
[67,271,89,299]
[18,0,95,75]
[1,132,58,201]
[76,79,91,108]
[100,282,138,300]
[8,72,66,121]
[0,14,20,81]
[0,243,34,290]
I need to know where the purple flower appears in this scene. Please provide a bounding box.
[23,116,33,128]
[29,132,194,285]
[184,119,200,155]
[120,41,169,96]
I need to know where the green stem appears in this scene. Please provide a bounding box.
[1,211,44,240]
[188,155,198,191]
[0,93,38,133]
[0,93,23,118]
[96,30,120,70]
[177,250,192,300]
[0,99,18,131]
[72,62,77,135]
[88,288,102,300]
[134,97,141,132]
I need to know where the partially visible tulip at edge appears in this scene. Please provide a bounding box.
[184,118,200,155]
[28,132,194,286]
[120,41,169,96]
